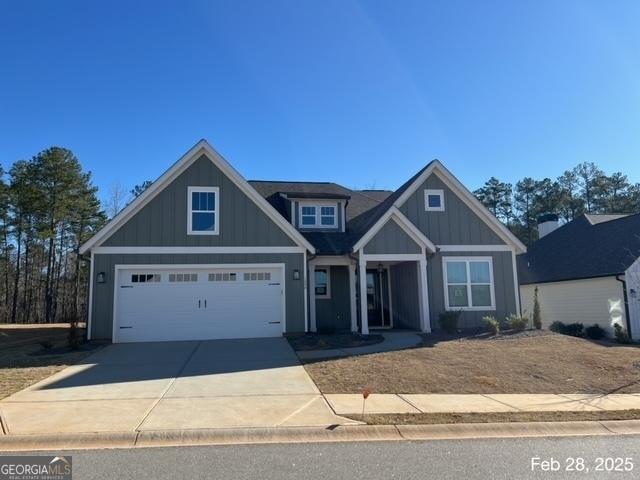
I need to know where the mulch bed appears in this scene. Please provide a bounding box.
[288,333,384,351]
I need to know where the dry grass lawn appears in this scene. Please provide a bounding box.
[0,324,99,400]
[303,332,640,394]
[348,409,640,425]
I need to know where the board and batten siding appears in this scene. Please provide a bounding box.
[390,261,420,329]
[90,253,305,340]
[104,154,296,247]
[520,277,627,338]
[363,219,422,255]
[315,265,351,332]
[427,251,517,329]
[398,173,505,245]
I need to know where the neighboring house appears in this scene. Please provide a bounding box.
[518,213,640,339]
[80,139,526,343]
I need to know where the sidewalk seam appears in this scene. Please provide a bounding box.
[133,341,203,432]
[397,394,423,413]
[0,407,7,435]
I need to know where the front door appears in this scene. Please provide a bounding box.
[366,269,391,328]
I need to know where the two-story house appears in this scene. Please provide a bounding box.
[81,140,526,342]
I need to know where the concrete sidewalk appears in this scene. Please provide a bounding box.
[324,393,640,414]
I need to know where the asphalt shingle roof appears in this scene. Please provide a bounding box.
[249,180,391,254]
[517,213,640,285]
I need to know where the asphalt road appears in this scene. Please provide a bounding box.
[8,435,640,479]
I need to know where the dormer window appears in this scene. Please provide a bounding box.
[298,203,337,228]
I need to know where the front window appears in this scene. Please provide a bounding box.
[188,186,219,235]
[315,268,330,298]
[444,257,495,310]
[299,203,337,228]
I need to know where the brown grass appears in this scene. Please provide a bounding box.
[0,325,99,400]
[347,409,640,425]
[303,333,640,394]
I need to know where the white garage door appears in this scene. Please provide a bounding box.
[114,265,284,343]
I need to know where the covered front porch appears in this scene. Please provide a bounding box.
[308,253,431,335]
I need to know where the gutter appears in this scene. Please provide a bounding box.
[615,275,632,338]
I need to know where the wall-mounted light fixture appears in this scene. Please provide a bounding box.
[292,269,301,280]
[97,272,106,284]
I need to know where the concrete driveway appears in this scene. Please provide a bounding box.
[0,338,354,435]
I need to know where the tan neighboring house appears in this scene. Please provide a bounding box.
[518,213,640,339]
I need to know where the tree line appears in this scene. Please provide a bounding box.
[473,162,640,245]
[0,148,105,324]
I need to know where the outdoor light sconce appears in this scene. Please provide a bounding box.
[377,263,384,274]
[96,272,106,284]
[292,269,301,280]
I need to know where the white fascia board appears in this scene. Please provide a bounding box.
[437,245,514,252]
[392,160,527,254]
[92,246,306,255]
[80,139,316,255]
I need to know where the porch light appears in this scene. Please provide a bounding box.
[377,263,384,274]
[292,269,301,280]
[97,272,106,284]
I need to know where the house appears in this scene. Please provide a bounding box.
[80,139,526,343]
[518,213,640,339]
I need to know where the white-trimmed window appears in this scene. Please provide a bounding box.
[188,186,219,235]
[424,189,445,211]
[314,268,330,298]
[443,257,495,310]
[299,203,337,228]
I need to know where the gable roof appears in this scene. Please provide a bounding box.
[80,140,316,255]
[346,160,527,254]
[518,213,640,285]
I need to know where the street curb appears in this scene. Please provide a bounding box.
[1,420,639,452]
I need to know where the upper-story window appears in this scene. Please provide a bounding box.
[188,186,219,235]
[424,189,445,212]
[299,204,337,228]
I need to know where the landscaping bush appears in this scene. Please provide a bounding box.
[506,313,529,332]
[532,287,542,330]
[585,324,606,340]
[549,321,565,333]
[438,310,461,334]
[564,323,584,337]
[483,315,500,335]
[614,323,631,344]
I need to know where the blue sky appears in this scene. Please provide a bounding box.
[1,0,639,203]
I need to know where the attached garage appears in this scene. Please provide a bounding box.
[113,264,285,343]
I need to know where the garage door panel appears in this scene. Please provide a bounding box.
[115,266,284,343]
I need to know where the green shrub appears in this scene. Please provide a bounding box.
[549,321,565,333]
[564,323,584,337]
[614,323,631,344]
[483,315,500,335]
[39,340,54,351]
[506,313,529,332]
[585,324,606,340]
[532,287,542,330]
[438,310,461,334]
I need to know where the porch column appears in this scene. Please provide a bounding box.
[359,254,369,334]
[348,263,358,332]
[417,256,431,332]
[309,263,317,332]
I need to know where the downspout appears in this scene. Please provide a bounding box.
[615,275,632,338]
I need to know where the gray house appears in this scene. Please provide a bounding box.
[81,139,526,343]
